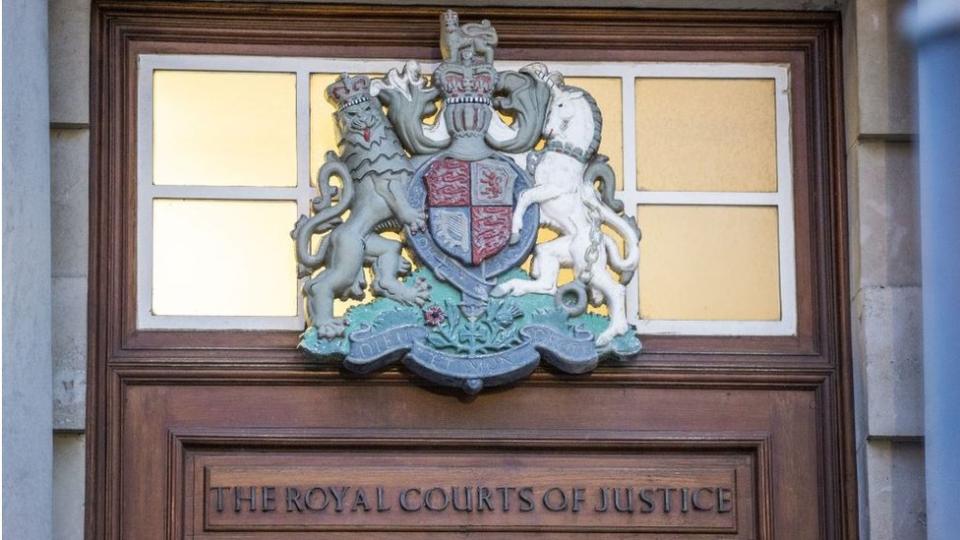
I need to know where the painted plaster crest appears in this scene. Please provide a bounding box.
[293,10,642,393]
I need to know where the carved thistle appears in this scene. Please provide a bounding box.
[293,10,642,393]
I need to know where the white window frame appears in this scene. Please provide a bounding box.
[136,54,796,336]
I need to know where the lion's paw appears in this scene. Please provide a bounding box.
[401,209,427,234]
[314,318,349,339]
[389,277,431,306]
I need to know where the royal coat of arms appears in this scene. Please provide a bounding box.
[292,10,642,393]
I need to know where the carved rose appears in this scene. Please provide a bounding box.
[423,305,447,326]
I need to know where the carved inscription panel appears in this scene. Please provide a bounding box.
[185,448,756,536]
[118,383,821,538]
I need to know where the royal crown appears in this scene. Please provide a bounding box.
[326,73,371,110]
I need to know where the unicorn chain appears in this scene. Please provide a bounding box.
[579,198,604,283]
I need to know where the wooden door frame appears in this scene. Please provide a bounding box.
[86,2,854,538]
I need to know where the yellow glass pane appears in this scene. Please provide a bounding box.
[153,71,297,187]
[635,78,777,192]
[424,98,443,126]
[567,77,623,189]
[152,199,298,317]
[310,73,340,178]
[637,205,781,320]
[310,73,381,183]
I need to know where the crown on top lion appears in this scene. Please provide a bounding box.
[326,73,371,110]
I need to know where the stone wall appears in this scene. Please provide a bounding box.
[3,0,53,538]
[44,1,924,539]
[843,0,926,538]
[49,1,89,538]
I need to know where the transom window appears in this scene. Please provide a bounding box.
[136,54,795,336]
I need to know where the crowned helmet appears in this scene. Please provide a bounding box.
[326,73,371,110]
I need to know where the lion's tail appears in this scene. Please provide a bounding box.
[290,152,355,277]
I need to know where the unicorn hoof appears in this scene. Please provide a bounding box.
[595,321,629,347]
[509,232,520,244]
[595,332,615,347]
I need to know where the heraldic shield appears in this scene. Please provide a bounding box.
[424,157,519,266]
[409,154,538,300]
[292,10,643,393]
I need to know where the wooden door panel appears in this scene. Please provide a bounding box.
[88,3,853,539]
[117,381,824,538]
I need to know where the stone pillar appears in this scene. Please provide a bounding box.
[843,0,925,537]
[916,2,960,540]
[2,0,54,538]
[50,1,93,538]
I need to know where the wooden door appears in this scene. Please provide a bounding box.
[87,3,855,538]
